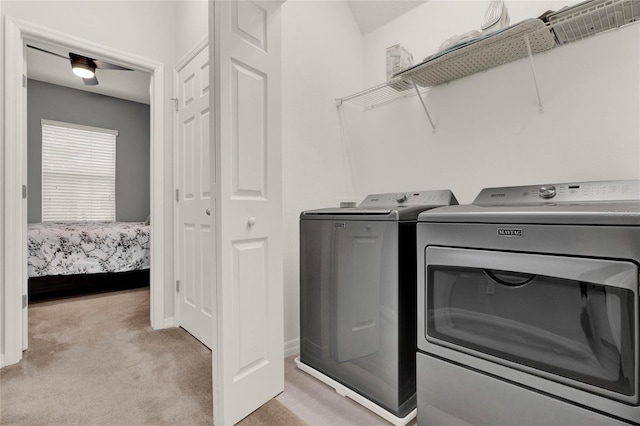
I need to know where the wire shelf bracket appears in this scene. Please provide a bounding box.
[524,34,544,114]
[411,80,436,134]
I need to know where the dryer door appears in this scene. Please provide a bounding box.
[421,247,639,404]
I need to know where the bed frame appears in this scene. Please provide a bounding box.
[28,269,150,302]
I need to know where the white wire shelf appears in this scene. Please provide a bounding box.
[337,0,639,116]
[401,18,555,89]
[550,0,640,44]
[336,80,429,111]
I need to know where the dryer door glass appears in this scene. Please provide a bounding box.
[424,247,637,403]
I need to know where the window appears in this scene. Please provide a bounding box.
[41,119,117,222]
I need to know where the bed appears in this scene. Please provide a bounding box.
[27,221,150,300]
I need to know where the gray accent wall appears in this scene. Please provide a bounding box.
[27,79,150,223]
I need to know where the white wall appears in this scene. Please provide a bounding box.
[281,0,364,350]
[356,0,640,203]
[175,0,208,60]
[1,1,179,361]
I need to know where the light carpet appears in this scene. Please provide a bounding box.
[0,288,303,426]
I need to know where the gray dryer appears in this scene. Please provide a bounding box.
[299,190,458,420]
[416,180,640,425]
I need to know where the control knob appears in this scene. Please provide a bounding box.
[395,193,407,203]
[539,185,557,199]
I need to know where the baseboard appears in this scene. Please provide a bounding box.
[284,338,300,358]
[163,317,175,328]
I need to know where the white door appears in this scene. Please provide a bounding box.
[175,46,213,349]
[211,1,284,424]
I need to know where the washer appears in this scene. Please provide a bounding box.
[298,189,458,424]
[416,180,640,425]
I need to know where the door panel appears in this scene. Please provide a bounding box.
[200,225,213,317]
[234,0,267,49]
[231,60,266,198]
[183,224,196,306]
[212,1,284,424]
[200,110,211,197]
[176,45,213,349]
[232,238,268,379]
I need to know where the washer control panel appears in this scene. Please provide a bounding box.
[474,180,640,205]
[360,190,456,207]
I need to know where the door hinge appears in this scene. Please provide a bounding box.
[22,75,27,88]
[175,189,179,202]
[171,97,179,112]
[176,280,180,292]
[22,185,27,199]
[22,295,27,308]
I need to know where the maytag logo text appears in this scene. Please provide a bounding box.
[497,228,523,237]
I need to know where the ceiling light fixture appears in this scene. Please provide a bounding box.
[70,54,96,79]
[27,46,134,87]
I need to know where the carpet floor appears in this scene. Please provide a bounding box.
[0,288,303,425]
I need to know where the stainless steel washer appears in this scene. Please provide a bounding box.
[299,190,458,421]
[416,180,640,425]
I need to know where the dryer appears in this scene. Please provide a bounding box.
[416,180,640,425]
[298,189,458,424]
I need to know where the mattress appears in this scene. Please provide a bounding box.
[27,221,150,277]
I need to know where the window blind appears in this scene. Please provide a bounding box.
[41,119,117,222]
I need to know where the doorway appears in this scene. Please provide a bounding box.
[3,17,167,366]
[26,54,152,313]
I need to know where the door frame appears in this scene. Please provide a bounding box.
[3,16,166,366]
[172,35,209,327]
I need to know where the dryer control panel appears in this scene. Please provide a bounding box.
[360,190,457,207]
[474,180,640,205]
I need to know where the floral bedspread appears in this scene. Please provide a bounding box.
[27,222,150,277]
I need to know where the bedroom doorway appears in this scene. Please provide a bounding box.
[25,75,152,303]
[4,17,167,366]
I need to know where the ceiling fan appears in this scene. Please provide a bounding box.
[27,45,132,86]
